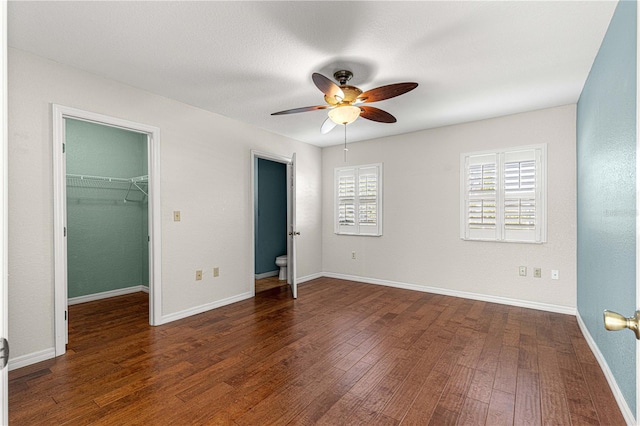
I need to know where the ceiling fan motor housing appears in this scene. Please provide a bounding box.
[333,70,353,86]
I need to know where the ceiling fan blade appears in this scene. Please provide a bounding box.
[312,73,345,100]
[359,106,397,123]
[271,105,329,115]
[358,82,418,103]
[320,117,337,134]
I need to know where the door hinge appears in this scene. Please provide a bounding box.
[64,227,67,237]
[65,310,67,321]
[0,338,9,370]
[62,143,66,153]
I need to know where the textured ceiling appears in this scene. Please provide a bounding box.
[8,1,617,147]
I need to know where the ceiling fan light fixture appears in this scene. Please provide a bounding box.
[328,105,361,125]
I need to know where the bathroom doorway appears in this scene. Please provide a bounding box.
[250,151,298,298]
[254,157,287,293]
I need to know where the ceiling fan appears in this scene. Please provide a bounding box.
[271,70,418,134]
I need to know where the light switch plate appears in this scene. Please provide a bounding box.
[173,211,181,222]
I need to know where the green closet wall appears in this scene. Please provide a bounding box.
[65,119,148,299]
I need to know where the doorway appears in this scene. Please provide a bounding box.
[250,150,297,299]
[254,157,287,293]
[65,118,149,309]
[52,105,162,356]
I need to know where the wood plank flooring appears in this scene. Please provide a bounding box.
[255,276,287,293]
[9,278,625,425]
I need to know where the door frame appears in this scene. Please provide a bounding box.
[52,105,162,356]
[636,2,640,419]
[250,150,294,296]
[0,1,8,422]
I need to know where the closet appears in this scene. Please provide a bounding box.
[65,118,149,304]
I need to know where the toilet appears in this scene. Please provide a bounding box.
[275,255,287,280]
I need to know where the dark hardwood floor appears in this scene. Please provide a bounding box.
[255,275,288,293]
[9,278,625,425]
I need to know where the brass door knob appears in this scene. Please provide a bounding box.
[603,310,640,339]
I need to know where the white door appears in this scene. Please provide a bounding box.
[286,153,298,299]
[0,1,9,422]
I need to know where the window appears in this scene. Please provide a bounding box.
[461,144,546,243]
[335,163,383,236]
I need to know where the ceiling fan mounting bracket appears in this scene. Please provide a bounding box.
[334,70,353,86]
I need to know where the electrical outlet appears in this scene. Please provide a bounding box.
[351,251,356,260]
[213,267,219,277]
[173,211,181,222]
[195,270,202,280]
[551,270,559,280]
[519,266,527,276]
[533,267,542,278]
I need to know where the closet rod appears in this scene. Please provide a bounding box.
[66,173,148,183]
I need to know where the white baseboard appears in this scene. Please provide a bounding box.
[576,312,635,425]
[298,272,323,284]
[255,270,278,280]
[159,291,253,325]
[9,347,56,371]
[68,285,149,305]
[322,272,576,315]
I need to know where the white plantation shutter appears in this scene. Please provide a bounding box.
[461,145,546,243]
[464,153,499,240]
[503,148,543,242]
[337,169,356,232]
[335,164,382,236]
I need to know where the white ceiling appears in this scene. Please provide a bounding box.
[8,1,617,147]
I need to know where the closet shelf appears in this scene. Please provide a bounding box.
[66,174,148,202]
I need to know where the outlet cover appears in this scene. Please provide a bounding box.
[195,270,202,280]
[173,211,181,222]
[551,270,559,280]
[213,267,219,277]
[519,266,527,276]
[533,267,542,278]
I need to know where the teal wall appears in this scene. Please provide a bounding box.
[65,118,148,298]
[577,0,637,414]
[255,158,287,275]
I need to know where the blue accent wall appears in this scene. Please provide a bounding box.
[255,158,287,275]
[577,0,637,414]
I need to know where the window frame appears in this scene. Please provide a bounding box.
[334,163,383,236]
[460,144,547,244]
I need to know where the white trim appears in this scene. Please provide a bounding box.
[322,272,575,315]
[0,3,8,423]
[68,286,149,306]
[298,273,323,284]
[52,104,162,357]
[636,2,640,419]
[577,312,635,425]
[250,150,293,298]
[159,292,253,325]
[8,348,56,372]
[255,271,279,280]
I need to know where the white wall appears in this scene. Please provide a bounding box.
[322,105,577,312]
[8,48,322,360]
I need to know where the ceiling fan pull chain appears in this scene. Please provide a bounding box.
[343,124,349,162]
